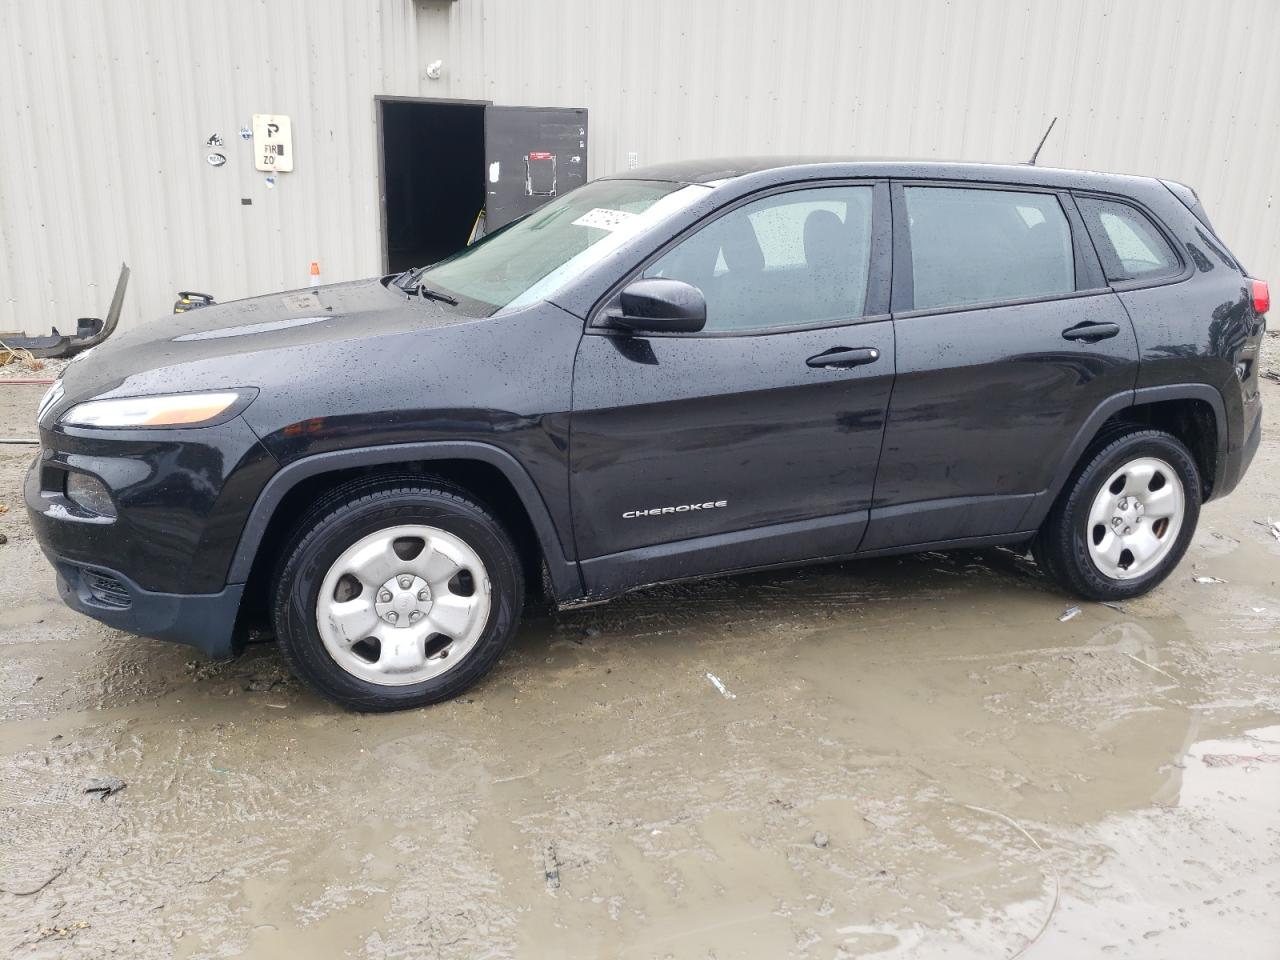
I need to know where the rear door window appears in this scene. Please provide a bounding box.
[903,186,1075,310]
[1075,196,1180,282]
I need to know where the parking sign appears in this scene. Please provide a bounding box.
[252,114,293,172]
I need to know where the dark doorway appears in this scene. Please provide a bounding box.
[379,98,486,273]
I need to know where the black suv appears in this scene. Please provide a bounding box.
[27,158,1266,711]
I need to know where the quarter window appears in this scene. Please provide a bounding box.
[1075,196,1179,282]
[643,186,874,332]
[904,187,1075,310]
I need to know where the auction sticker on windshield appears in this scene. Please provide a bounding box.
[572,208,635,231]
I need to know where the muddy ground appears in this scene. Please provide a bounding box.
[1,365,1278,959]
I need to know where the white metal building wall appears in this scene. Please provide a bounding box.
[423,0,1280,282]
[3,0,1278,334]
[0,0,422,333]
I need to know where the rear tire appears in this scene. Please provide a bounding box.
[1035,429,1201,601]
[272,480,523,712]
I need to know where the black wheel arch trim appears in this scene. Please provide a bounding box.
[225,441,583,599]
[1132,382,1230,496]
[1019,383,1228,531]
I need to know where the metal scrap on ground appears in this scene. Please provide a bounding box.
[705,672,737,699]
[83,777,126,800]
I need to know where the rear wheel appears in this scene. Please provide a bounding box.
[1036,429,1201,601]
[272,481,523,711]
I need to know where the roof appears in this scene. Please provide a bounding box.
[604,155,1160,193]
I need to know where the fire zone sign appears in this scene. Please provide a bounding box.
[252,114,294,172]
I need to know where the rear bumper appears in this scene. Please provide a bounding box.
[1215,390,1262,499]
[51,558,245,659]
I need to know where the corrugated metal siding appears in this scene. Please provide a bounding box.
[0,0,422,332]
[3,0,1278,333]
[426,0,1280,284]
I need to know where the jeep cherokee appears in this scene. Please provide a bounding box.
[26,158,1267,711]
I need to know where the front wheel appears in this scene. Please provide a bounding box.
[1036,429,1201,601]
[272,481,524,711]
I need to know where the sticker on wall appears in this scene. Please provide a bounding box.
[205,133,224,148]
[525,152,556,197]
[488,161,500,184]
[239,126,252,141]
[206,152,227,167]
[264,174,277,188]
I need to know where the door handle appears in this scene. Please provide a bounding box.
[806,346,881,369]
[1061,321,1120,343]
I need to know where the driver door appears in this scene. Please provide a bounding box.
[569,182,895,594]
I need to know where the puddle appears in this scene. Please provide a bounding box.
[2,362,1279,957]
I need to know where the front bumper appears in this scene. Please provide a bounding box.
[51,558,245,659]
[24,414,278,658]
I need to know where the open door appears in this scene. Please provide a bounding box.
[484,106,588,231]
[379,97,488,273]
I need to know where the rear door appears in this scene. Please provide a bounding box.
[569,182,895,594]
[865,181,1138,550]
[484,106,588,230]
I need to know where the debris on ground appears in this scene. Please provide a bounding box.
[1124,653,1177,681]
[84,776,126,800]
[543,841,561,891]
[36,920,90,942]
[0,339,44,371]
[1201,753,1280,767]
[243,677,281,692]
[1262,369,1280,384]
[1100,601,1126,613]
[1193,576,1227,584]
[1058,606,1081,622]
[705,672,737,699]
[813,831,829,848]
[0,504,9,515]
[1253,518,1280,541]
[0,533,7,546]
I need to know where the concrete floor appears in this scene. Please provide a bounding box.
[1,363,1278,959]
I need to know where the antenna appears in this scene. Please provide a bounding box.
[1028,116,1058,166]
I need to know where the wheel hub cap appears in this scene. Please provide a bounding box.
[375,574,431,625]
[314,524,492,686]
[1086,456,1185,581]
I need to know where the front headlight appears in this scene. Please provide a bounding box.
[60,391,249,428]
[36,380,65,425]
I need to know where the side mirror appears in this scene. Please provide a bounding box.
[607,278,706,334]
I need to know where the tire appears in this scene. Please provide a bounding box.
[272,479,524,711]
[1035,428,1201,601]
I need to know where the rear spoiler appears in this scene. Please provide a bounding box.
[1161,179,1216,233]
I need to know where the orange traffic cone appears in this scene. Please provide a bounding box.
[309,261,321,287]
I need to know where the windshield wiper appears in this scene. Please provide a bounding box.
[406,282,458,306]
[391,268,458,304]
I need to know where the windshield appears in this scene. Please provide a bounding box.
[416,179,709,312]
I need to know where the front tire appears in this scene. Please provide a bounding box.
[272,480,524,712]
[1036,429,1201,601]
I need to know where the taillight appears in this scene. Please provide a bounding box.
[1251,278,1269,314]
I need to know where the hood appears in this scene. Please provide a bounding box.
[52,276,471,410]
